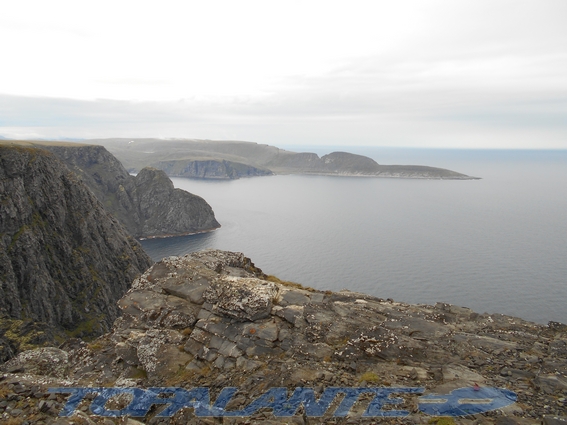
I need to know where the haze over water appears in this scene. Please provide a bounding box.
[141,148,567,325]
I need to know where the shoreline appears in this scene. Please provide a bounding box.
[278,171,482,180]
[137,226,220,241]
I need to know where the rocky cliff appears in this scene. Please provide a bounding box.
[131,167,221,238]
[0,145,152,359]
[156,159,273,179]
[1,250,565,424]
[35,143,220,238]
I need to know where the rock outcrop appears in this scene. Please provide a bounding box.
[32,142,220,238]
[125,167,220,238]
[1,250,565,424]
[0,145,152,358]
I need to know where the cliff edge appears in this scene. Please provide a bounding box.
[0,145,152,359]
[1,250,565,424]
[18,142,221,238]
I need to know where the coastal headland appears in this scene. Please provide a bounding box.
[90,138,481,180]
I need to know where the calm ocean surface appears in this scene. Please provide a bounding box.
[140,148,567,325]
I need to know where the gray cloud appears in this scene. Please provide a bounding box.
[1,29,567,149]
[2,1,566,148]
[1,88,565,149]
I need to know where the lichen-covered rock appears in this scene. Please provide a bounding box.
[136,329,186,376]
[1,249,565,424]
[0,347,69,377]
[118,290,199,330]
[203,277,278,321]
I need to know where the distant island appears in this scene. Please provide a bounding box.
[88,138,480,180]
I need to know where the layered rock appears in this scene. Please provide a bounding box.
[40,143,220,238]
[0,145,152,358]
[1,250,565,424]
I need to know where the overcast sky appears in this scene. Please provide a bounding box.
[1,0,566,148]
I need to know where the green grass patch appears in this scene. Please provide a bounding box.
[265,275,315,292]
[358,371,381,384]
[428,418,457,425]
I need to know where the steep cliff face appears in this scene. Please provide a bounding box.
[41,143,132,205]
[130,167,221,237]
[41,144,220,238]
[0,145,152,358]
[156,159,273,179]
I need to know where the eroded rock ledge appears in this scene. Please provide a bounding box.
[1,250,566,424]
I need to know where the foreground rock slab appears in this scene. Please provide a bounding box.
[1,250,566,424]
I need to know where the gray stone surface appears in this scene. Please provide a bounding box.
[0,249,565,424]
[544,417,567,425]
[203,276,278,321]
[0,347,69,378]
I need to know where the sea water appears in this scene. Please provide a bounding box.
[140,148,567,325]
